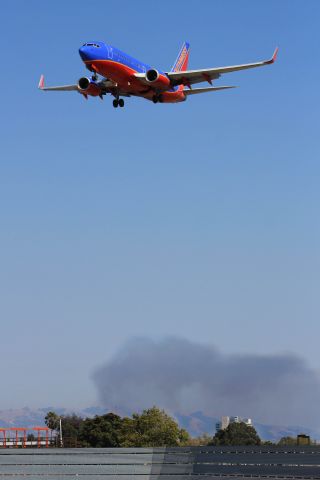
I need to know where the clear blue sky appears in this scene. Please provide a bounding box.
[0,0,319,409]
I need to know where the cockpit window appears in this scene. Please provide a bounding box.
[83,43,100,48]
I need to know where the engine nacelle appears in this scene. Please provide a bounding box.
[78,77,101,97]
[145,69,171,91]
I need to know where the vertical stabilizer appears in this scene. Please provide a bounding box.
[171,42,190,72]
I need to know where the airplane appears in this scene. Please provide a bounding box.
[38,41,278,108]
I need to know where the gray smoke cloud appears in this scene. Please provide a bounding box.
[92,337,320,428]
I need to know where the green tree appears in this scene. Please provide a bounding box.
[120,406,190,447]
[45,411,60,431]
[179,428,191,446]
[61,414,84,439]
[79,413,123,447]
[278,436,296,445]
[188,433,212,446]
[210,422,261,446]
[43,406,191,448]
[118,417,139,447]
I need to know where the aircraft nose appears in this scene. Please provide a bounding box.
[79,46,89,61]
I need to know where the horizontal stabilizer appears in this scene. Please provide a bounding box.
[184,86,237,95]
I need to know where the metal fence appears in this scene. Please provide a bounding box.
[1,446,320,478]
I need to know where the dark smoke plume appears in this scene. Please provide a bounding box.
[92,337,320,428]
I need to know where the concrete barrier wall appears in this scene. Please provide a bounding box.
[0,446,320,479]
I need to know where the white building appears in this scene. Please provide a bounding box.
[216,416,253,433]
[215,416,230,432]
[230,416,240,423]
[243,418,252,426]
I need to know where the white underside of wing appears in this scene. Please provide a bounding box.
[184,86,236,95]
[38,74,117,92]
[40,85,79,91]
[167,49,278,87]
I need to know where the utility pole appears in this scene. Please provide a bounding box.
[59,418,63,448]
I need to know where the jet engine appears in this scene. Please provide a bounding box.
[145,69,171,90]
[78,77,101,97]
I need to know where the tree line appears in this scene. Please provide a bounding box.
[45,407,190,448]
[45,407,300,447]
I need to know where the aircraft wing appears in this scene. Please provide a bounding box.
[184,86,236,95]
[38,75,115,92]
[167,48,278,87]
[38,75,78,91]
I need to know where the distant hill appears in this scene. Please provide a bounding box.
[175,412,320,443]
[0,407,318,443]
[0,406,107,429]
[254,422,319,443]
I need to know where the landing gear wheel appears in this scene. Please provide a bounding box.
[113,99,119,108]
[158,95,163,103]
[118,99,124,108]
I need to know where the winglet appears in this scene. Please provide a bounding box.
[38,74,45,89]
[271,47,279,63]
[264,47,279,65]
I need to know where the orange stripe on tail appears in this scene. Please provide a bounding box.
[171,42,190,72]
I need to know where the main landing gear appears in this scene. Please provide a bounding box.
[152,94,163,104]
[113,98,124,108]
